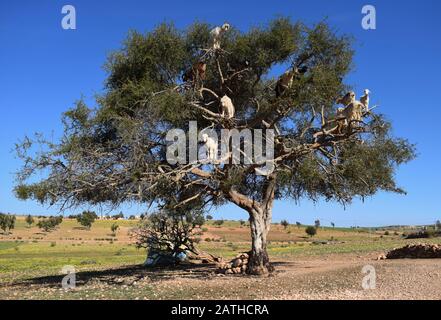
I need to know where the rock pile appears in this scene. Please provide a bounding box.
[385,243,441,259]
[218,252,250,274]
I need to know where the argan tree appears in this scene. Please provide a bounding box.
[15,18,415,275]
[76,211,97,229]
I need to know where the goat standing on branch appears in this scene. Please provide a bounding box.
[182,62,207,85]
[210,23,230,50]
[275,66,308,97]
[220,95,235,119]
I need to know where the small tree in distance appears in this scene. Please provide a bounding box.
[281,220,289,230]
[25,214,35,227]
[331,222,335,228]
[37,216,63,232]
[76,211,97,229]
[305,226,317,238]
[0,214,16,234]
[111,223,119,236]
[296,222,302,229]
[213,220,224,228]
[314,220,321,229]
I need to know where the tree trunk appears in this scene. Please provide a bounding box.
[225,175,277,276]
[247,206,274,275]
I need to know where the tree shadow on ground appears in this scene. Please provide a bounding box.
[6,261,293,289]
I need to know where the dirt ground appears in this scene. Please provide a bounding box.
[2,252,441,300]
[1,217,440,300]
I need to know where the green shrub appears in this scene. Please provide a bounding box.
[25,214,34,227]
[305,226,317,238]
[76,211,97,229]
[111,223,119,236]
[37,216,63,232]
[0,214,16,234]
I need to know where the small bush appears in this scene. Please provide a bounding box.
[37,216,63,232]
[76,211,97,229]
[111,223,119,236]
[213,220,224,227]
[0,214,16,234]
[25,214,34,227]
[305,226,317,238]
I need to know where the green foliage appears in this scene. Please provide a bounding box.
[206,215,213,220]
[37,216,63,232]
[110,223,119,235]
[281,219,289,229]
[76,211,97,229]
[14,18,415,225]
[305,226,317,237]
[25,214,34,227]
[0,214,16,234]
[213,220,224,227]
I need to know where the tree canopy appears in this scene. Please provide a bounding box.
[14,18,415,274]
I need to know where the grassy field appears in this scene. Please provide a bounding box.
[0,216,439,299]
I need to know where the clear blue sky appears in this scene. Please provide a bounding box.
[0,0,440,226]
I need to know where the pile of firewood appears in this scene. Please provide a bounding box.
[380,243,441,259]
[218,252,250,274]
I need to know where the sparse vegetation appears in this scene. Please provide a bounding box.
[305,226,317,238]
[25,214,34,227]
[0,216,440,299]
[213,220,224,227]
[37,216,63,232]
[110,223,119,236]
[0,214,16,234]
[76,211,98,229]
[131,208,205,257]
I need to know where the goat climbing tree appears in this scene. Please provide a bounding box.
[15,18,415,275]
